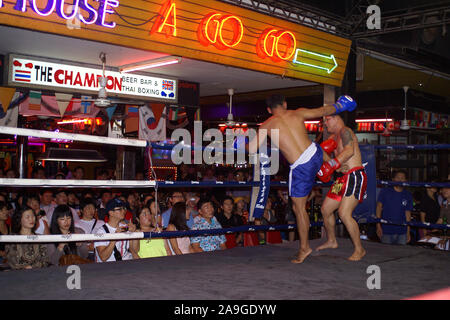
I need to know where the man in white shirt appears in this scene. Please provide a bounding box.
[76,198,105,261]
[94,198,135,263]
[75,198,105,234]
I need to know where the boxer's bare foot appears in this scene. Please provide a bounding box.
[348,248,366,261]
[291,248,312,264]
[316,240,338,251]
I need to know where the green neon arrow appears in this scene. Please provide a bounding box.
[292,49,338,74]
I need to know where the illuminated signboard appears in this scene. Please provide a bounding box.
[8,55,177,102]
[0,0,352,86]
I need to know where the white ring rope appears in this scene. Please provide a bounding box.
[0,126,147,148]
[0,178,156,188]
[0,232,145,243]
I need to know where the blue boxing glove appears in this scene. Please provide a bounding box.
[333,95,356,114]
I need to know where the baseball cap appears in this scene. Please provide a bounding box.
[105,198,126,214]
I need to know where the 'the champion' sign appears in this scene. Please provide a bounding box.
[8,55,178,102]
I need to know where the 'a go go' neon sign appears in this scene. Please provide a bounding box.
[152,0,338,73]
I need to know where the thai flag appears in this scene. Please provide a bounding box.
[14,70,31,82]
[162,80,174,91]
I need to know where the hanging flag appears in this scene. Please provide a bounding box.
[4,152,11,171]
[80,96,92,114]
[0,87,16,113]
[125,105,139,133]
[55,93,73,117]
[139,104,166,141]
[28,90,42,110]
[106,105,117,120]
[0,92,20,128]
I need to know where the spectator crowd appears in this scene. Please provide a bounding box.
[0,165,449,271]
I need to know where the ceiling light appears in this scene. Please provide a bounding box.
[120,56,181,73]
[355,119,393,123]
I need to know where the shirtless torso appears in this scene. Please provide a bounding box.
[260,109,313,165]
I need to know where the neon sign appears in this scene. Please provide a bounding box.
[198,13,244,50]
[256,28,297,62]
[151,0,177,37]
[292,49,338,74]
[12,0,118,28]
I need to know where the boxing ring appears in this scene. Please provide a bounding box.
[0,126,449,300]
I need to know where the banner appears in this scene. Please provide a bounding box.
[139,104,166,141]
[19,94,100,118]
[55,93,72,117]
[0,87,16,112]
[250,154,271,220]
[0,91,20,127]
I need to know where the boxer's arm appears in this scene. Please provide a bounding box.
[296,105,336,120]
[335,127,355,164]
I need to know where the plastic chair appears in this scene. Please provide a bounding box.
[225,233,237,249]
[244,231,259,247]
[266,230,282,244]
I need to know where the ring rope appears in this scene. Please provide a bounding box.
[0,219,448,243]
[1,179,448,188]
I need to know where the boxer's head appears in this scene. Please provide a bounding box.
[266,95,287,114]
[323,114,343,134]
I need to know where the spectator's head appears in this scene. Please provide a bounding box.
[105,198,127,223]
[80,198,97,220]
[169,191,185,206]
[0,201,9,222]
[221,196,234,215]
[100,190,112,205]
[82,191,94,199]
[197,197,215,222]
[186,192,199,209]
[169,202,189,231]
[205,168,214,177]
[32,166,46,179]
[55,190,68,205]
[266,94,286,113]
[39,189,54,206]
[73,166,84,180]
[67,191,79,205]
[135,172,144,180]
[234,197,247,211]
[143,194,154,207]
[12,206,35,234]
[146,198,160,216]
[51,205,74,234]
[136,206,154,230]
[235,170,245,182]
[55,172,65,179]
[392,170,407,181]
[0,194,6,203]
[441,181,450,201]
[26,195,40,214]
[6,169,17,178]
[392,170,407,191]
[125,193,137,209]
[97,169,109,180]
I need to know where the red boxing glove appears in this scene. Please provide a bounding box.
[317,158,341,183]
[320,139,337,155]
